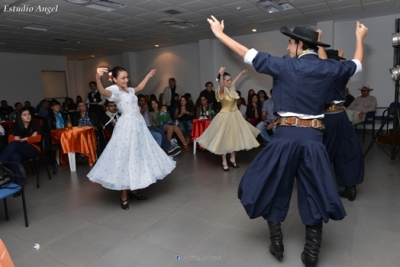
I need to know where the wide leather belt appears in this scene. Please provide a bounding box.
[275,116,323,130]
[325,103,345,113]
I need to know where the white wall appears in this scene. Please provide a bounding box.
[77,54,123,102]
[133,42,200,99]
[0,53,68,107]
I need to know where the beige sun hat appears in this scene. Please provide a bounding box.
[359,84,373,91]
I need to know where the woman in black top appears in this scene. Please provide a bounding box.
[175,95,195,145]
[246,94,262,126]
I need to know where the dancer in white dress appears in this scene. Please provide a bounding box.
[88,67,176,210]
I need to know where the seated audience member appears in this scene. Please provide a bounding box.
[237,95,247,119]
[344,87,355,108]
[101,101,120,134]
[0,100,14,120]
[199,81,221,113]
[24,101,36,116]
[0,108,42,185]
[237,90,246,106]
[196,96,213,118]
[72,101,106,155]
[44,99,67,130]
[76,95,83,104]
[246,94,262,126]
[170,93,180,120]
[9,102,23,121]
[346,85,377,125]
[0,124,5,152]
[175,95,194,145]
[149,94,158,103]
[62,97,76,113]
[247,89,256,106]
[257,90,269,105]
[148,100,188,151]
[184,93,195,108]
[38,100,50,118]
[256,89,275,144]
[138,95,181,156]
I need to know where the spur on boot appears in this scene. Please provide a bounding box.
[338,186,356,201]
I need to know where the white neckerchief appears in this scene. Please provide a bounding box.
[103,111,119,129]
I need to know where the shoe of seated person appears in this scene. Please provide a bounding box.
[171,138,178,147]
[167,146,181,157]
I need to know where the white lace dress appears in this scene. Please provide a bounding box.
[87,85,176,190]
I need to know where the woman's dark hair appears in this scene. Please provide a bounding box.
[205,81,213,87]
[76,95,83,103]
[246,94,262,118]
[177,95,193,113]
[217,72,230,81]
[247,89,255,103]
[148,99,160,112]
[257,90,269,101]
[111,66,127,81]
[11,108,40,138]
[149,94,157,102]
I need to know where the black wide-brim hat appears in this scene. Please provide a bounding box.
[280,26,330,47]
[325,49,346,61]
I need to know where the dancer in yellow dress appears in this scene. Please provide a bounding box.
[197,67,260,171]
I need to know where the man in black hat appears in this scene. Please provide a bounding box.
[321,48,365,203]
[207,16,368,267]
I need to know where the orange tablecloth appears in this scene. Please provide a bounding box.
[51,126,97,166]
[191,119,212,140]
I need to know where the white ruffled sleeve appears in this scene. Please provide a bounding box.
[105,85,120,102]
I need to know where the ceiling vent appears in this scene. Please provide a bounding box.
[66,0,91,4]
[86,0,124,12]
[23,24,54,31]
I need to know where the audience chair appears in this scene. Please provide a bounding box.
[25,137,52,188]
[0,239,15,267]
[355,111,376,142]
[374,102,400,134]
[0,162,29,227]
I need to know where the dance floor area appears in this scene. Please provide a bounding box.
[1,135,400,267]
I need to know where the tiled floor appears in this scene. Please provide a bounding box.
[1,136,400,267]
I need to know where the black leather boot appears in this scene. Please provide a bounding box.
[338,186,357,201]
[301,222,323,267]
[267,221,284,260]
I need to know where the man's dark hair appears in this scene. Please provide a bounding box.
[89,81,97,86]
[76,101,85,107]
[294,39,318,52]
[14,102,22,107]
[137,94,145,101]
[169,78,176,82]
[50,99,60,106]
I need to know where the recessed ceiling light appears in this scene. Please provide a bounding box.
[86,0,124,12]
[23,24,54,31]
[66,0,91,4]
[91,55,94,57]
[252,29,257,32]
[155,45,159,47]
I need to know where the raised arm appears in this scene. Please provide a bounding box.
[232,69,248,84]
[134,69,157,93]
[96,68,112,98]
[207,16,249,58]
[353,21,368,64]
[316,29,328,60]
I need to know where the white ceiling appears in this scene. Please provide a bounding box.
[0,0,399,60]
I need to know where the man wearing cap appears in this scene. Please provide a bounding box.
[321,49,365,202]
[346,85,377,125]
[207,15,368,267]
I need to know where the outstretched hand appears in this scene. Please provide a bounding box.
[147,69,157,78]
[219,66,226,75]
[241,69,248,74]
[355,21,368,40]
[96,67,108,79]
[207,15,224,38]
[316,29,322,42]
